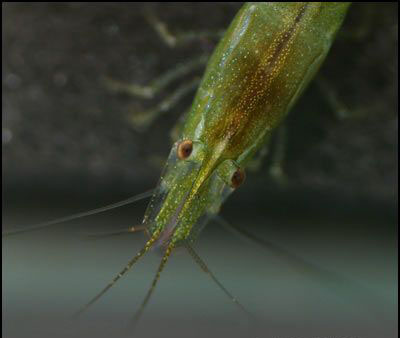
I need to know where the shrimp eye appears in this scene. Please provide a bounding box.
[231,168,245,188]
[177,139,193,160]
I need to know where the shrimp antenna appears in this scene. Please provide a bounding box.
[73,229,161,318]
[214,214,350,284]
[3,189,154,237]
[214,215,387,320]
[185,243,253,321]
[130,242,175,328]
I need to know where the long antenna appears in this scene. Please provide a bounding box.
[214,214,352,285]
[3,189,154,237]
[73,229,161,318]
[185,243,252,319]
[130,242,175,328]
[214,215,387,321]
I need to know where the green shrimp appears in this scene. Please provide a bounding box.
[3,2,351,329]
[95,2,351,324]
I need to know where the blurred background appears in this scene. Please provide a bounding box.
[2,3,397,338]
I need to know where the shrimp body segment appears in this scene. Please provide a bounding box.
[145,3,351,249]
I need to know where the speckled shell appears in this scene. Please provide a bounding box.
[145,2,350,246]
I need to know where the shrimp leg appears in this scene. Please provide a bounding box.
[144,9,224,48]
[102,55,208,100]
[127,76,201,131]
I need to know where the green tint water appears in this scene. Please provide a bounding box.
[3,199,397,338]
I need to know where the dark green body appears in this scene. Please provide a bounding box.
[144,2,351,248]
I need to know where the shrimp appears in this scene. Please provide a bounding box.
[3,2,353,334]
[114,2,351,323]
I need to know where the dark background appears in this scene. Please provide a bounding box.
[3,3,398,338]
